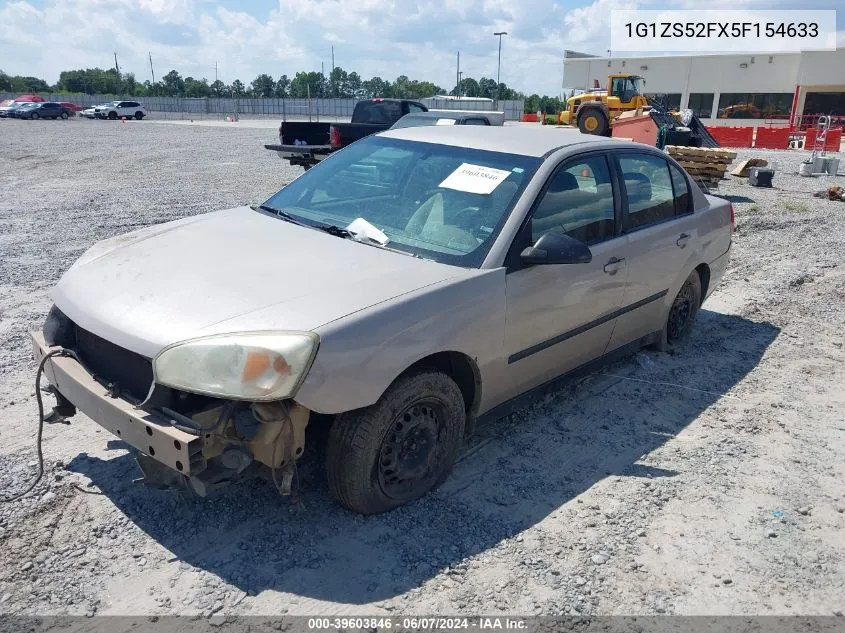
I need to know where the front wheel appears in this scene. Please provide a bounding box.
[135,111,144,120]
[655,271,702,351]
[30,112,39,120]
[61,112,68,120]
[326,370,466,515]
[577,108,608,135]
[108,111,118,120]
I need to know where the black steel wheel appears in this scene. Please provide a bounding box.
[326,370,465,515]
[377,400,450,501]
[660,271,702,349]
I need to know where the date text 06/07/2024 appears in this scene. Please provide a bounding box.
[624,22,819,38]
[306,617,529,630]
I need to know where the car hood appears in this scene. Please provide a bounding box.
[52,206,472,358]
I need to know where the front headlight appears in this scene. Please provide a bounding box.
[153,332,319,401]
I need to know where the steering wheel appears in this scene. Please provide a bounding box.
[452,206,482,231]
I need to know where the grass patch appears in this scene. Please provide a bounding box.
[784,201,809,212]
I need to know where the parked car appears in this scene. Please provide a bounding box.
[0,100,21,117]
[58,102,82,114]
[82,103,112,119]
[7,102,41,118]
[265,98,428,170]
[391,111,494,129]
[92,100,146,120]
[11,94,45,103]
[0,99,47,117]
[15,102,70,119]
[32,127,733,514]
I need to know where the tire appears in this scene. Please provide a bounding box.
[108,111,118,120]
[577,108,608,135]
[30,112,39,120]
[655,270,702,352]
[134,111,144,120]
[61,112,68,120]
[326,369,466,515]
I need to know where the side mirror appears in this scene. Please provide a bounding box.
[520,231,592,266]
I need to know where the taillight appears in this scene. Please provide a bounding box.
[729,203,735,231]
[330,126,341,150]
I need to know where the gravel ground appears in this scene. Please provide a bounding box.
[0,118,844,618]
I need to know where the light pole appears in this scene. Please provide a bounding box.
[458,71,463,98]
[494,31,507,107]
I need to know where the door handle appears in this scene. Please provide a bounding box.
[603,257,626,274]
[676,233,691,248]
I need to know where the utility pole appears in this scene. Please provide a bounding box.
[458,71,464,99]
[149,52,155,84]
[331,45,335,97]
[114,52,120,79]
[321,61,324,97]
[494,31,507,106]
[456,51,460,98]
[215,61,218,84]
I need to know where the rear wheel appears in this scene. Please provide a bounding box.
[108,111,118,120]
[60,112,69,120]
[577,108,608,136]
[135,111,144,120]
[655,271,702,351]
[326,370,465,515]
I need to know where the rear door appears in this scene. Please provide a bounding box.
[606,151,699,350]
[502,152,629,402]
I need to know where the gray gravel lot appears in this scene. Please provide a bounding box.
[0,117,844,617]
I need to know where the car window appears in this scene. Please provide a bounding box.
[261,136,542,267]
[464,118,489,125]
[669,163,691,215]
[530,155,616,245]
[354,101,401,123]
[618,153,676,230]
[408,103,425,113]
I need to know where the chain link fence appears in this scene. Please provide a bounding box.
[1,93,524,121]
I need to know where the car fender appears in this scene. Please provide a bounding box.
[295,269,506,415]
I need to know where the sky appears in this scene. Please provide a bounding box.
[0,0,842,96]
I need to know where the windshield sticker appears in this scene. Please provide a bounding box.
[439,163,512,195]
[436,118,457,125]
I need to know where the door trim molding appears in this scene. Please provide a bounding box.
[508,289,668,364]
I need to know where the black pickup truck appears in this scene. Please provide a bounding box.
[264,98,428,170]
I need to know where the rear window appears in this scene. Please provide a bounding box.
[354,101,402,124]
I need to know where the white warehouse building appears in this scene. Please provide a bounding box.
[562,48,845,128]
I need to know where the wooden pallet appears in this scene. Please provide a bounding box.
[665,145,738,161]
[678,162,731,171]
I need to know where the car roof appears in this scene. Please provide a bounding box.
[402,111,483,120]
[378,124,609,158]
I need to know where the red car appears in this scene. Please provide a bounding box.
[58,102,82,113]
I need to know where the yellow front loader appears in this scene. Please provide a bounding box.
[559,74,649,136]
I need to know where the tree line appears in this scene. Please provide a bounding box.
[1,66,569,113]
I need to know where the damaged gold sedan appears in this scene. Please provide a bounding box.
[32,126,732,513]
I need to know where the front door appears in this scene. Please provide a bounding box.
[502,153,629,402]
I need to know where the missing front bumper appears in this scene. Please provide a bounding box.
[31,331,203,476]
